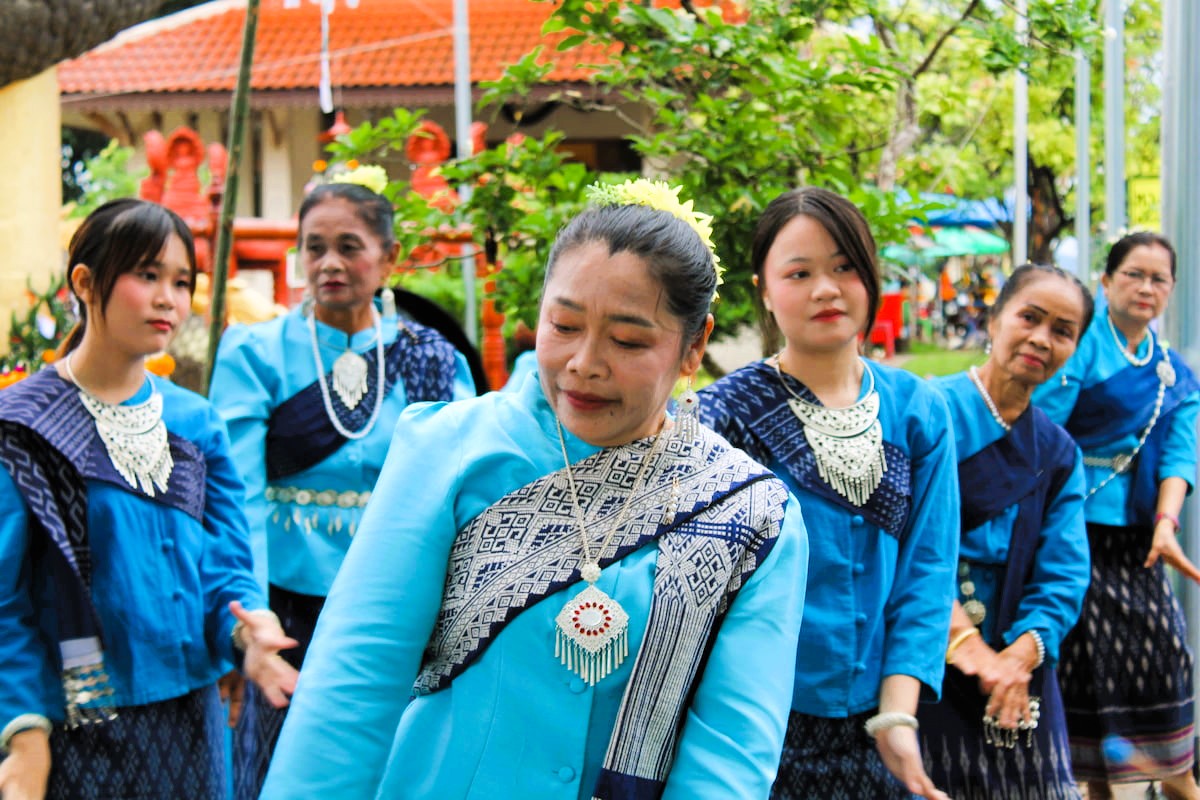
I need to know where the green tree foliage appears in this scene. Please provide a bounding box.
[323,110,592,333]
[66,140,145,219]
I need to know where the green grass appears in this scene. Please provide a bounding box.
[897,341,987,378]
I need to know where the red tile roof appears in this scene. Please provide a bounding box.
[59,0,608,99]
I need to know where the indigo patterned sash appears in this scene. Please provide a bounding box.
[957,405,1077,638]
[1066,348,1198,522]
[411,428,785,800]
[698,360,912,539]
[265,319,459,480]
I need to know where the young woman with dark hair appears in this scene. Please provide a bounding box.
[700,186,958,799]
[0,198,296,800]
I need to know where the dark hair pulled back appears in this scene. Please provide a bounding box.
[544,204,716,344]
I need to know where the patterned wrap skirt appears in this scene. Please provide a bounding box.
[770,709,916,800]
[233,584,325,800]
[1058,523,1195,783]
[40,685,224,800]
[919,663,1080,799]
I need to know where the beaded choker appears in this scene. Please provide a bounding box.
[774,356,886,507]
[64,354,173,496]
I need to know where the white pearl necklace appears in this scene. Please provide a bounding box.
[1106,311,1154,368]
[968,365,1011,432]
[307,309,386,441]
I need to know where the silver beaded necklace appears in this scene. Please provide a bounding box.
[774,355,886,507]
[967,365,1012,433]
[307,308,386,441]
[1106,311,1154,368]
[64,353,173,496]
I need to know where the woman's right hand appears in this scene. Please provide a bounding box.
[0,727,50,800]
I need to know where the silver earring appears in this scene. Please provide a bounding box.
[675,376,699,445]
[380,287,396,318]
[985,340,992,355]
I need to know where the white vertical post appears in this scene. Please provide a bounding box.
[1013,0,1028,265]
[453,0,477,345]
[1104,0,1126,236]
[1162,0,1200,704]
[1074,50,1090,281]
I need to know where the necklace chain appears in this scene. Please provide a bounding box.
[1106,311,1154,368]
[555,419,665,579]
[307,309,386,441]
[1085,341,1171,499]
[968,366,1012,432]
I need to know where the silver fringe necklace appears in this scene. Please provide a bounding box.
[307,307,386,440]
[64,354,173,496]
[553,419,666,685]
[774,355,886,507]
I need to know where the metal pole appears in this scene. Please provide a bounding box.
[203,0,260,395]
[1161,0,1200,707]
[1013,0,1028,265]
[1103,0,1126,236]
[1074,50,1091,282]
[453,0,477,346]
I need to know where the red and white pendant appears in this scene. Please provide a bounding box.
[555,581,629,685]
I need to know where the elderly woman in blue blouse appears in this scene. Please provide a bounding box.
[208,180,475,799]
[1033,232,1200,800]
[258,180,810,800]
[916,263,1093,799]
[0,199,295,800]
[698,187,958,799]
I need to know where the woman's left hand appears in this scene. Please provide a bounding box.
[981,642,1035,731]
[1144,518,1200,583]
[874,725,950,800]
[230,601,300,708]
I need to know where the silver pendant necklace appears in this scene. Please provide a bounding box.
[553,419,665,685]
[1106,311,1155,368]
[774,356,886,507]
[968,366,1012,432]
[307,308,386,440]
[64,354,173,496]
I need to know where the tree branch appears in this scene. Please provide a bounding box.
[913,0,983,78]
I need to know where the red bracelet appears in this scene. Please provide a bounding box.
[1154,512,1181,532]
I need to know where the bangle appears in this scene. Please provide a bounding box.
[1155,512,1181,533]
[231,609,282,652]
[946,627,980,663]
[0,714,53,753]
[1025,629,1045,669]
[864,711,919,737]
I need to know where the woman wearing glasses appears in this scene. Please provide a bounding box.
[1033,232,1200,799]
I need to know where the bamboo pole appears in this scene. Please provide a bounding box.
[203,0,261,395]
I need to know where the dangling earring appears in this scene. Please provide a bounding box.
[380,286,397,318]
[675,376,699,446]
[985,340,992,355]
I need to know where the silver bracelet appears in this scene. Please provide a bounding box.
[0,713,53,753]
[863,711,919,737]
[1026,629,1045,668]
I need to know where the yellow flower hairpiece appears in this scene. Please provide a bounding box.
[586,178,724,293]
[330,164,390,195]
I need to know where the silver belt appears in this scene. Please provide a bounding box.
[264,486,371,509]
[1082,453,1133,473]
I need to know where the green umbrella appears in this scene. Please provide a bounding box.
[929,225,1009,256]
